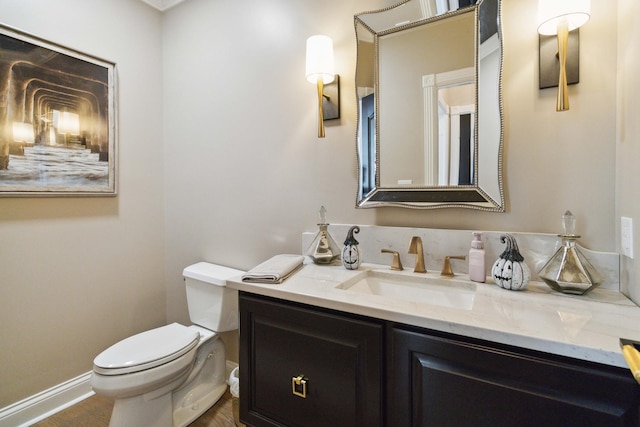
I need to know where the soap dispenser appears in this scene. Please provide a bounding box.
[537,210,603,295]
[469,231,485,283]
[305,206,341,265]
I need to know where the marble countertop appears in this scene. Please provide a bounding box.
[227,261,640,369]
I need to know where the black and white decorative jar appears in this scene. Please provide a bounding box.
[341,225,361,270]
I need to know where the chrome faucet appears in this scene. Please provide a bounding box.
[408,236,426,273]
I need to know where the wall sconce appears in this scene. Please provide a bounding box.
[306,35,340,138]
[537,0,590,111]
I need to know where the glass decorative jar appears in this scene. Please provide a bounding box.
[305,206,340,265]
[538,211,603,295]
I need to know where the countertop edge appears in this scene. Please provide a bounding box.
[228,263,640,370]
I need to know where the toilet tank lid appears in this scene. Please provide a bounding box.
[183,262,244,286]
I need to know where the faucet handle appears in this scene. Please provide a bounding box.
[381,249,403,271]
[441,255,466,277]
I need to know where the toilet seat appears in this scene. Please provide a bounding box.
[94,323,200,376]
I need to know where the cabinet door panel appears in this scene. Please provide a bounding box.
[240,293,383,427]
[389,327,640,427]
[411,353,625,426]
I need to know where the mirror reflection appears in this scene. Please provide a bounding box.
[355,0,504,210]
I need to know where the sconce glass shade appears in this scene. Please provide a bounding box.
[537,0,591,35]
[305,35,335,85]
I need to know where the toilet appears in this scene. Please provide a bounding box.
[90,262,243,427]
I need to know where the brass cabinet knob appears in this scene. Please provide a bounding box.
[292,375,308,398]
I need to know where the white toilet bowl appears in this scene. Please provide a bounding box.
[90,263,243,427]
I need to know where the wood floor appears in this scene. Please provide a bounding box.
[32,390,237,427]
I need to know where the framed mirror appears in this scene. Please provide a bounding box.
[355,0,504,210]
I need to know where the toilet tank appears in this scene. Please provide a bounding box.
[183,262,244,332]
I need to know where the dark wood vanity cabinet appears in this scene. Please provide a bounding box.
[388,325,640,427]
[239,293,640,427]
[238,293,384,427]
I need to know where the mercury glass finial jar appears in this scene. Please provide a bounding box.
[537,210,603,295]
[305,206,341,264]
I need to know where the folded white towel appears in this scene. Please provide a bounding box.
[241,254,305,284]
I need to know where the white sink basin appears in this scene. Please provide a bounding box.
[335,269,476,310]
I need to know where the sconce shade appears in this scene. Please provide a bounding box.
[537,0,590,35]
[306,35,335,85]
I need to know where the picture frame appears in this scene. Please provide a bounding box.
[0,24,117,196]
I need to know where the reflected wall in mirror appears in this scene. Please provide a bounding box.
[355,0,504,210]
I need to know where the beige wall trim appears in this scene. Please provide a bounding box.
[0,372,93,427]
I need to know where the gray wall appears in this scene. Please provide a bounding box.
[1,0,637,410]
[0,0,166,407]
[162,0,620,331]
[617,0,640,304]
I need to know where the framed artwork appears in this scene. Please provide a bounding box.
[0,24,117,196]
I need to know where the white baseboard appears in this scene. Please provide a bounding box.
[0,361,239,427]
[0,372,94,427]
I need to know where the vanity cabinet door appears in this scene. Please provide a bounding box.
[388,326,640,427]
[239,293,383,427]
